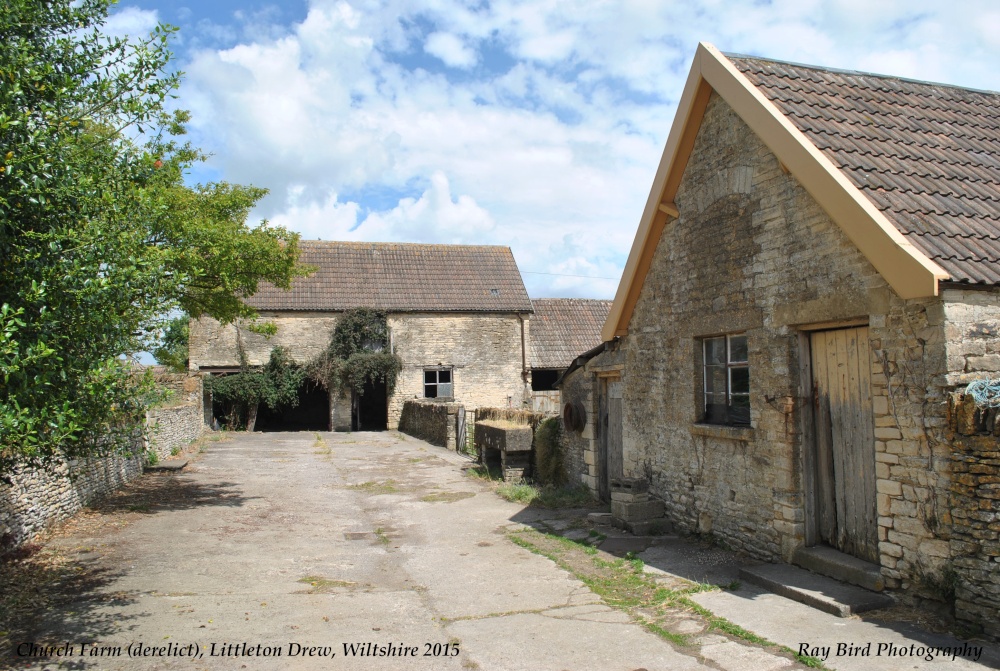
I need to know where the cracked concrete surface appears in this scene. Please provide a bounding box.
[7,432,719,670]
[10,431,993,671]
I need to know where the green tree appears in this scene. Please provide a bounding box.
[152,315,189,372]
[0,0,306,479]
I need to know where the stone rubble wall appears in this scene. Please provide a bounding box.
[146,403,205,461]
[0,448,143,551]
[557,347,624,494]
[559,367,593,487]
[398,399,463,450]
[1,373,205,552]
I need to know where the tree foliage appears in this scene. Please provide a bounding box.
[0,0,306,477]
[152,315,189,372]
[308,309,402,397]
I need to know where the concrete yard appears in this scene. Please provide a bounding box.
[3,431,998,670]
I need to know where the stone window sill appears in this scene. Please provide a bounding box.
[689,423,753,441]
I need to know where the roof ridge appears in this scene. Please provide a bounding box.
[725,52,1000,97]
[297,240,514,251]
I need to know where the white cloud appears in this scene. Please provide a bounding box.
[424,32,477,68]
[103,6,159,39]
[169,0,1000,300]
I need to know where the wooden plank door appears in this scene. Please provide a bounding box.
[810,327,878,563]
[598,376,624,502]
[607,378,624,486]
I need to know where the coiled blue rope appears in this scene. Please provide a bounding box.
[965,378,1000,408]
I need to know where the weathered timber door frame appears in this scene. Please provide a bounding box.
[597,374,623,502]
[801,323,878,563]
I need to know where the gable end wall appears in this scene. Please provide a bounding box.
[622,92,951,594]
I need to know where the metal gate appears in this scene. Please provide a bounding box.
[456,407,466,453]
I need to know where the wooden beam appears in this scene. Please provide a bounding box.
[658,202,679,218]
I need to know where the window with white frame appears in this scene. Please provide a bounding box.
[424,368,453,398]
[702,334,750,425]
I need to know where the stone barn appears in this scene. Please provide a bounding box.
[594,43,1000,633]
[527,298,611,412]
[189,241,534,432]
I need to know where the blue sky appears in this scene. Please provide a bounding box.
[108,0,1000,300]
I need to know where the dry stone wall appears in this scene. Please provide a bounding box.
[1,373,205,551]
[398,399,462,450]
[146,404,204,460]
[940,288,1000,636]
[145,373,205,460]
[0,449,143,550]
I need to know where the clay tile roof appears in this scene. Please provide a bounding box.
[246,241,533,313]
[529,299,612,369]
[727,54,1000,286]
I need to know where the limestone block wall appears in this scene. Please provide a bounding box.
[0,448,143,550]
[189,312,529,431]
[622,92,950,574]
[387,313,528,428]
[188,313,338,368]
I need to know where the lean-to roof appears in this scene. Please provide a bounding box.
[529,299,612,369]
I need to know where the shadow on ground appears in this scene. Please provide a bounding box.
[87,473,254,516]
[0,548,137,668]
[1,472,256,668]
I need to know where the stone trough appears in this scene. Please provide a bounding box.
[474,420,533,482]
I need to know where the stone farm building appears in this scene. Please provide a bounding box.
[561,43,1000,634]
[189,241,534,431]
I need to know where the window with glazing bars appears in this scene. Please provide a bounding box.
[424,368,453,398]
[702,334,749,425]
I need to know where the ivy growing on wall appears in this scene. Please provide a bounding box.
[308,308,402,398]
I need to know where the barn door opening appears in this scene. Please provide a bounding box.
[598,375,623,502]
[352,379,388,431]
[810,326,878,563]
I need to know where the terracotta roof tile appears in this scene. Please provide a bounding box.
[246,241,533,313]
[729,54,1000,286]
[529,299,612,369]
